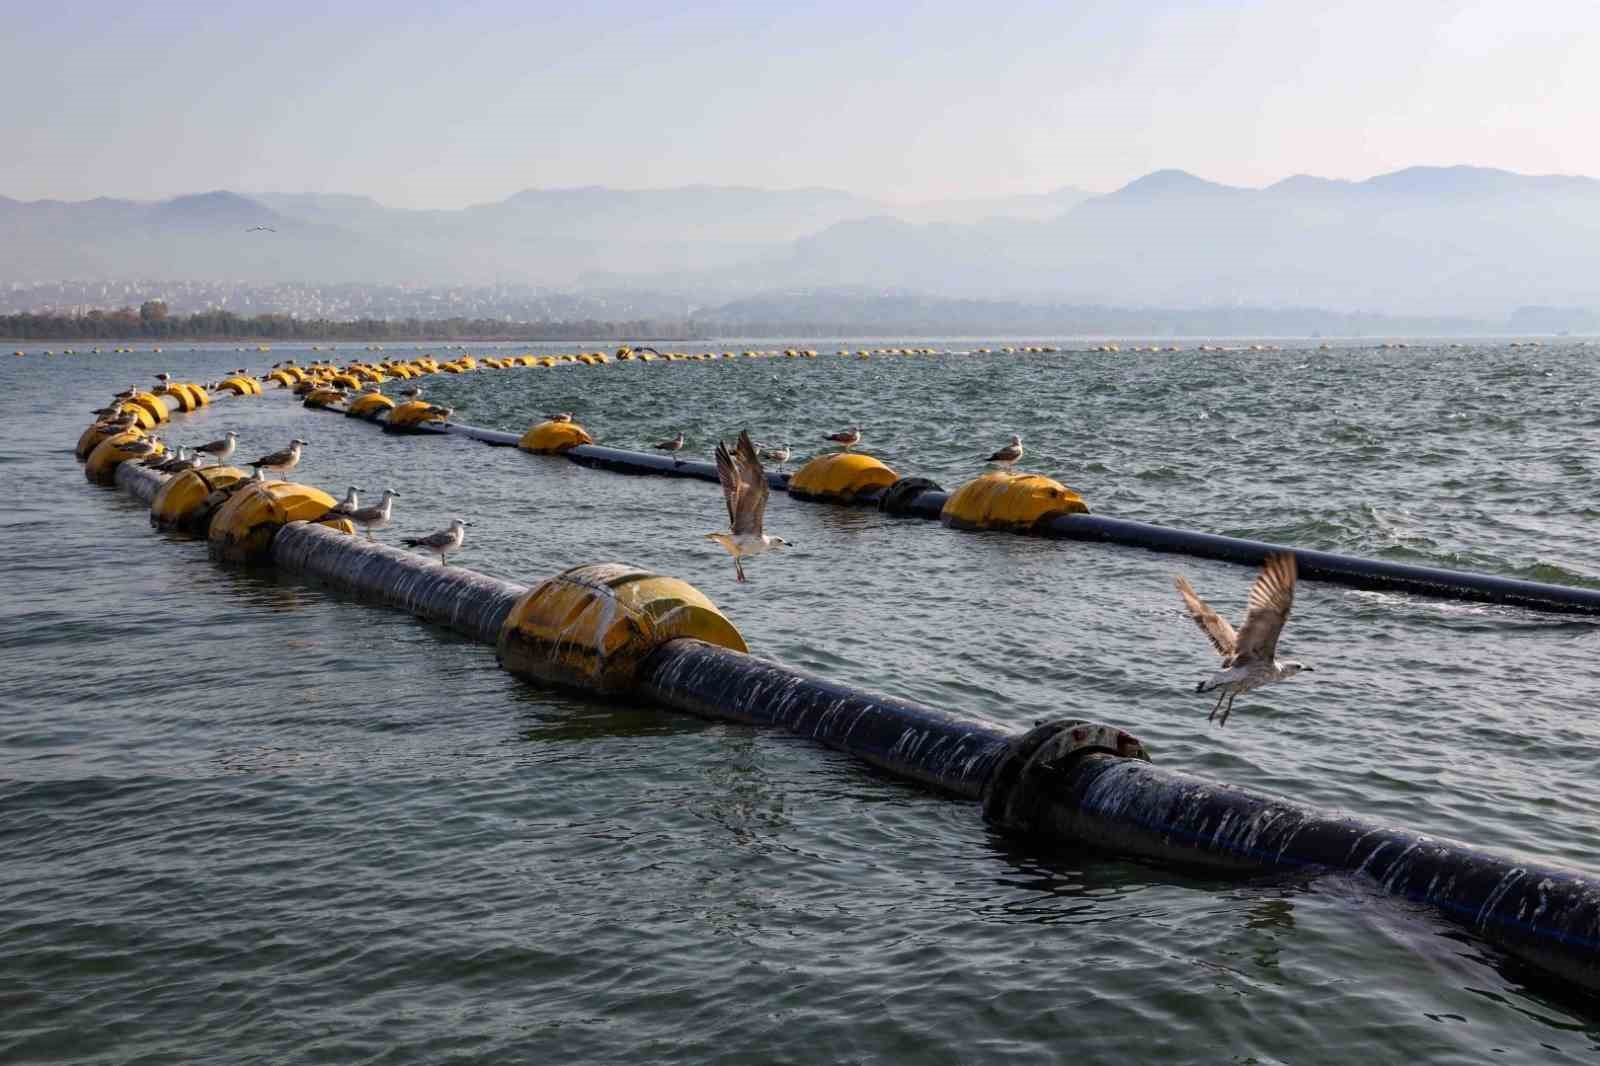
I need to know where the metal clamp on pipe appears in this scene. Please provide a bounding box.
[981,719,1151,835]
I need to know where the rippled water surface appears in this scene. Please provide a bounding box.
[3,339,1599,1063]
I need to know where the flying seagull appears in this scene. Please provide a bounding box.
[986,434,1024,467]
[403,518,469,565]
[824,426,862,451]
[1174,552,1313,727]
[246,226,277,232]
[707,430,791,583]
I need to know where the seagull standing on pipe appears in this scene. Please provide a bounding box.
[194,430,238,467]
[403,518,470,565]
[1174,552,1313,726]
[326,486,362,518]
[707,430,792,583]
[655,432,685,464]
[247,438,307,480]
[758,442,792,472]
[345,489,400,539]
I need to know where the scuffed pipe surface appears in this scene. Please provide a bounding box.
[638,638,1013,799]
[1044,754,1600,992]
[270,521,528,644]
[115,462,167,504]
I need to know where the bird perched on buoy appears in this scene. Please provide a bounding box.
[1174,553,1313,727]
[326,485,361,518]
[246,438,307,480]
[153,372,171,387]
[403,518,469,565]
[654,432,685,463]
[122,436,162,459]
[824,426,862,451]
[707,430,791,583]
[986,434,1024,467]
[345,488,400,539]
[193,430,238,467]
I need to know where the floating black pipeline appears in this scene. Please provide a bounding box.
[383,416,1600,615]
[1040,514,1600,615]
[1014,752,1600,992]
[638,638,1012,799]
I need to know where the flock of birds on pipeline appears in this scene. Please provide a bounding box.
[90,371,1312,727]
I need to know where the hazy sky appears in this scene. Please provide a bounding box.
[3,1,1595,208]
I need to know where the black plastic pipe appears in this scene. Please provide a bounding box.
[89,453,1600,993]
[639,638,1011,798]
[383,417,1600,615]
[1028,753,1600,991]
[308,404,1600,614]
[1038,514,1600,614]
[271,522,528,644]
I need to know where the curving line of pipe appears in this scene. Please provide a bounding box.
[349,413,1600,615]
[86,461,1600,995]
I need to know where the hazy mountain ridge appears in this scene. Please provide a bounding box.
[4,167,1599,315]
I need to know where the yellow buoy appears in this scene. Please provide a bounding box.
[150,466,250,534]
[346,392,396,420]
[85,432,163,485]
[208,481,341,562]
[387,400,448,428]
[517,420,594,453]
[940,471,1089,532]
[788,453,898,503]
[497,563,746,694]
[77,420,141,461]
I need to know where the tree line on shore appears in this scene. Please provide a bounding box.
[2,303,695,341]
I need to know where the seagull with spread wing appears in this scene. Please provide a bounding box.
[1174,552,1313,726]
[707,430,792,583]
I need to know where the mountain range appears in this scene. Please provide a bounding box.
[4,166,1600,315]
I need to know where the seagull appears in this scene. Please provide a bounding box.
[326,485,362,518]
[986,434,1024,467]
[403,518,469,565]
[122,437,162,459]
[247,438,307,480]
[154,447,197,474]
[137,438,170,466]
[96,410,138,431]
[654,432,685,462]
[824,426,862,451]
[1174,553,1313,727]
[707,430,792,583]
[154,372,171,386]
[345,489,400,539]
[544,412,573,423]
[246,226,277,232]
[758,442,792,471]
[194,430,238,466]
[399,385,423,399]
